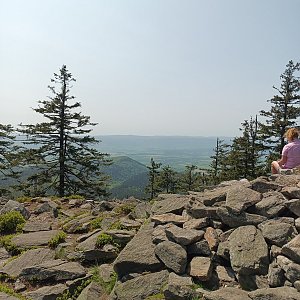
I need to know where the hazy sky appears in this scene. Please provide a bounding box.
[1,0,299,137]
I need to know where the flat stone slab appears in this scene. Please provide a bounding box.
[25,283,68,300]
[152,194,190,215]
[20,259,86,282]
[203,287,251,300]
[11,230,60,248]
[23,220,52,232]
[285,199,300,217]
[151,213,189,225]
[77,282,105,300]
[248,286,300,300]
[0,248,55,278]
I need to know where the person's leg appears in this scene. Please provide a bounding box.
[271,161,280,174]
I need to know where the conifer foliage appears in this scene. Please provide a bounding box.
[19,65,111,198]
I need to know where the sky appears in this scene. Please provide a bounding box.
[0,0,300,137]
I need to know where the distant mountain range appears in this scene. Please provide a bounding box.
[96,135,232,171]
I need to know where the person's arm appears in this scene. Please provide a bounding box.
[277,155,287,167]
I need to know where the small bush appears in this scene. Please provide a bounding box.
[65,194,85,200]
[95,233,113,248]
[0,211,25,234]
[91,267,117,293]
[90,217,104,230]
[113,204,135,216]
[16,196,32,203]
[0,283,26,300]
[108,221,128,231]
[48,231,67,249]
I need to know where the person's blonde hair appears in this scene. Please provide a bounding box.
[285,128,299,140]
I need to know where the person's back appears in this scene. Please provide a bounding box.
[282,139,300,169]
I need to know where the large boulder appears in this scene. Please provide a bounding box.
[0,200,30,219]
[25,284,68,300]
[77,282,106,300]
[155,241,187,274]
[112,270,169,300]
[228,225,269,275]
[248,286,300,300]
[282,235,300,264]
[152,195,190,215]
[225,186,261,213]
[0,248,55,277]
[203,287,251,300]
[113,223,162,278]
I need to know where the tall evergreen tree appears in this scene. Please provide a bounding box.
[208,138,230,184]
[180,164,199,191]
[19,65,111,198]
[145,158,161,199]
[158,165,177,193]
[260,60,300,159]
[0,124,21,195]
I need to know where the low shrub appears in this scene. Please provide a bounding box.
[0,283,26,300]
[15,196,32,203]
[0,211,25,234]
[113,204,135,216]
[48,231,67,249]
[91,267,117,293]
[95,233,113,248]
[90,216,104,230]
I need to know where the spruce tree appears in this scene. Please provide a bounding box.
[145,158,161,199]
[260,60,300,159]
[158,165,177,193]
[19,65,111,198]
[180,164,199,191]
[0,124,21,195]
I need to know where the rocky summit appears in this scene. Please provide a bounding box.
[0,174,300,299]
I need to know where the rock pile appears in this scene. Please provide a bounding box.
[0,174,299,299]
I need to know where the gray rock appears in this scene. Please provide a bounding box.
[63,214,94,233]
[282,235,300,264]
[251,178,282,193]
[188,257,213,281]
[152,195,190,215]
[155,240,187,274]
[215,265,236,286]
[105,229,135,247]
[152,224,170,244]
[11,230,60,248]
[0,248,55,277]
[237,274,269,291]
[165,224,203,246]
[248,286,300,300]
[186,200,219,219]
[188,239,211,257]
[183,217,209,229]
[77,282,106,300]
[204,227,219,251]
[268,261,285,287]
[25,283,68,300]
[281,186,300,199]
[34,200,58,217]
[113,223,162,278]
[113,270,169,300]
[20,259,86,282]
[294,281,300,292]
[260,221,295,247]
[228,225,269,275]
[0,200,30,219]
[151,213,188,225]
[225,185,261,213]
[203,287,251,300]
[275,175,300,186]
[23,220,52,232]
[253,191,286,218]
[0,292,19,300]
[131,202,152,219]
[216,241,230,261]
[98,264,115,283]
[189,187,228,206]
[285,199,300,217]
[217,207,267,227]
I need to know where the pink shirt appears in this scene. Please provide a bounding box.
[282,139,300,169]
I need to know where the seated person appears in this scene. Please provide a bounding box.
[271,128,300,174]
